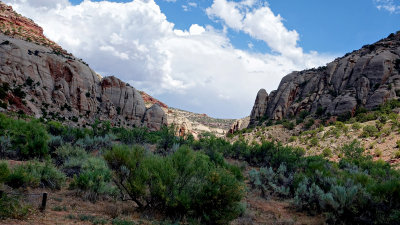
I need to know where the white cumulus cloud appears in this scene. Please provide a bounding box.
[3,0,335,118]
[374,0,400,13]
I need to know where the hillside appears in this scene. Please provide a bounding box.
[250,31,400,126]
[0,2,166,131]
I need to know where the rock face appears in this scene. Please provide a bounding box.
[249,89,268,126]
[142,104,167,131]
[140,91,168,109]
[0,2,65,53]
[249,31,400,126]
[0,3,167,130]
[228,116,250,134]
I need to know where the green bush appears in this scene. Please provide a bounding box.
[54,144,88,177]
[5,161,65,189]
[0,161,10,183]
[70,157,116,202]
[0,192,29,219]
[118,127,148,145]
[361,125,379,138]
[351,122,362,130]
[341,140,364,159]
[104,145,245,224]
[75,134,114,151]
[322,148,332,158]
[282,120,295,130]
[0,114,49,159]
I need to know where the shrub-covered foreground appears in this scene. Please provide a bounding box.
[0,114,245,224]
[244,140,400,224]
[1,112,400,224]
[104,145,245,224]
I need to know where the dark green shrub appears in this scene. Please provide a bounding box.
[0,192,29,219]
[304,118,315,129]
[118,127,148,145]
[282,120,295,130]
[0,114,49,159]
[156,125,177,154]
[70,157,116,202]
[361,125,379,138]
[54,144,88,177]
[5,161,65,189]
[11,86,26,98]
[0,82,10,100]
[75,134,114,151]
[104,145,245,224]
[0,161,10,183]
[47,120,65,136]
[341,140,364,159]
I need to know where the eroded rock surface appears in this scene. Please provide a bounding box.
[249,31,400,126]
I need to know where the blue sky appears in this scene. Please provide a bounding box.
[67,0,400,55]
[5,0,400,118]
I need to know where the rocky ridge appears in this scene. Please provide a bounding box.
[250,31,400,126]
[0,3,166,131]
[0,2,65,54]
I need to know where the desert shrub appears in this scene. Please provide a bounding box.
[104,145,245,224]
[60,126,91,143]
[70,157,116,202]
[395,150,400,158]
[5,161,65,189]
[156,125,178,154]
[341,140,364,159]
[91,120,111,137]
[0,135,12,158]
[47,120,65,136]
[0,161,10,183]
[282,120,295,130]
[118,127,148,145]
[48,135,64,153]
[249,164,293,198]
[361,125,379,138]
[322,148,332,158]
[351,122,362,130]
[54,144,88,177]
[0,192,29,219]
[304,118,315,129]
[0,82,10,100]
[0,114,49,159]
[309,137,318,147]
[75,134,114,152]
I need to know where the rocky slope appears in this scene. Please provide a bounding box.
[250,31,400,126]
[166,107,236,138]
[0,3,166,130]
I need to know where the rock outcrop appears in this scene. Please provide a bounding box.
[142,104,167,131]
[228,116,250,134]
[0,2,65,54]
[0,3,166,130]
[140,91,168,109]
[249,31,400,126]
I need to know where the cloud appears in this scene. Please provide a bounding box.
[374,0,400,13]
[206,0,303,59]
[3,0,335,118]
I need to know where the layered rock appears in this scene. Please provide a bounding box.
[0,3,167,130]
[0,2,65,54]
[228,116,250,134]
[249,31,400,126]
[140,91,168,109]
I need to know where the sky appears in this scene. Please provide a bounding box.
[3,0,400,118]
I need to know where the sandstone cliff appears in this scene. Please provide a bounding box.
[0,3,166,130]
[250,31,400,126]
